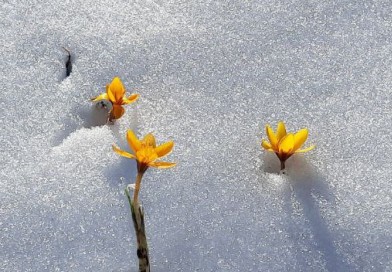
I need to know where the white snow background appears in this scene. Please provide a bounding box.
[1,0,392,271]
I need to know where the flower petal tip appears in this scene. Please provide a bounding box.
[112,144,136,159]
[295,144,316,153]
[156,141,174,157]
[149,161,176,169]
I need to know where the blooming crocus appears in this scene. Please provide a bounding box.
[113,130,176,202]
[261,121,315,170]
[92,77,139,121]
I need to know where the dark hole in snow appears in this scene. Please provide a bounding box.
[62,47,72,78]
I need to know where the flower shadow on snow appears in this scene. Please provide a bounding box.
[282,156,353,272]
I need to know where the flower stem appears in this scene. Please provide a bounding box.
[133,172,144,204]
[280,160,286,170]
[125,187,150,272]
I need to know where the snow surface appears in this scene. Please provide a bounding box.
[1,0,392,271]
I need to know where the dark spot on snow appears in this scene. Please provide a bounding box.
[62,47,72,77]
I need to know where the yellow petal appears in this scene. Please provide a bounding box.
[293,128,308,152]
[279,134,294,154]
[295,145,316,153]
[136,148,158,164]
[91,93,108,102]
[112,145,136,159]
[149,161,176,169]
[126,130,141,153]
[111,105,125,119]
[276,121,287,141]
[155,141,174,157]
[142,133,156,148]
[107,86,116,103]
[266,125,278,149]
[122,94,139,105]
[110,77,125,101]
[261,139,272,150]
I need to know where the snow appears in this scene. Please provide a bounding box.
[1,0,392,271]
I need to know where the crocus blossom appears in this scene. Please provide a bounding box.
[113,130,176,202]
[92,77,139,121]
[261,121,315,170]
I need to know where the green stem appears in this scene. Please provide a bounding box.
[125,187,150,272]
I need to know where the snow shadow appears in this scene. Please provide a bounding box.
[78,103,110,128]
[283,156,352,272]
[103,138,138,189]
[261,152,282,174]
[105,156,137,188]
[51,104,111,147]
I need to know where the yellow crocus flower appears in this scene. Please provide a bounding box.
[113,130,176,202]
[92,77,139,121]
[261,121,315,170]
